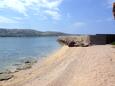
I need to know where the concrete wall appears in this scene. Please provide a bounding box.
[106,35,115,44]
[90,34,115,45]
[90,35,106,45]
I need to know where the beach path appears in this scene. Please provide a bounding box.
[1,45,115,86]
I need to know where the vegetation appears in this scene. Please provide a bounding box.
[111,41,115,45]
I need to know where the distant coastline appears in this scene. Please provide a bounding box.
[0,29,69,37]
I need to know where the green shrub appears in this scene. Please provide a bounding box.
[111,42,115,45]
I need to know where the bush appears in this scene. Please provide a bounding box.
[111,42,115,45]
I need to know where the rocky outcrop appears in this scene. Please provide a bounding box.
[58,36,90,47]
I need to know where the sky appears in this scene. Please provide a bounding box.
[0,0,115,34]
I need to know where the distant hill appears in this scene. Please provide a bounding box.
[0,29,69,37]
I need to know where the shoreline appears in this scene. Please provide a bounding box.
[0,45,115,86]
[0,45,61,77]
[0,45,65,85]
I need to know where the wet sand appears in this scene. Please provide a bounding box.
[0,45,115,86]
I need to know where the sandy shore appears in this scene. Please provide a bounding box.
[0,45,115,86]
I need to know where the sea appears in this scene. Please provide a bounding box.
[0,37,60,71]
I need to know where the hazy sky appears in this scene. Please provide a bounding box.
[0,0,115,34]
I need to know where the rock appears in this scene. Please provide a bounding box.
[14,58,37,71]
[82,42,90,47]
[9,68,19,73]
[13,63,22,66]
[0,74,13,81]
[21,58,37,65]
[16,63,32,70]
[68,41,76,47]
[23,64,32,69]
[0,70,11,74]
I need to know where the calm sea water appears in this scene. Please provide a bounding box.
[0,37,60,71]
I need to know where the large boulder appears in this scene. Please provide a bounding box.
[68,41,76,47]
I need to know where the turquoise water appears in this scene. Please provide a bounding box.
[0,37,60,71]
